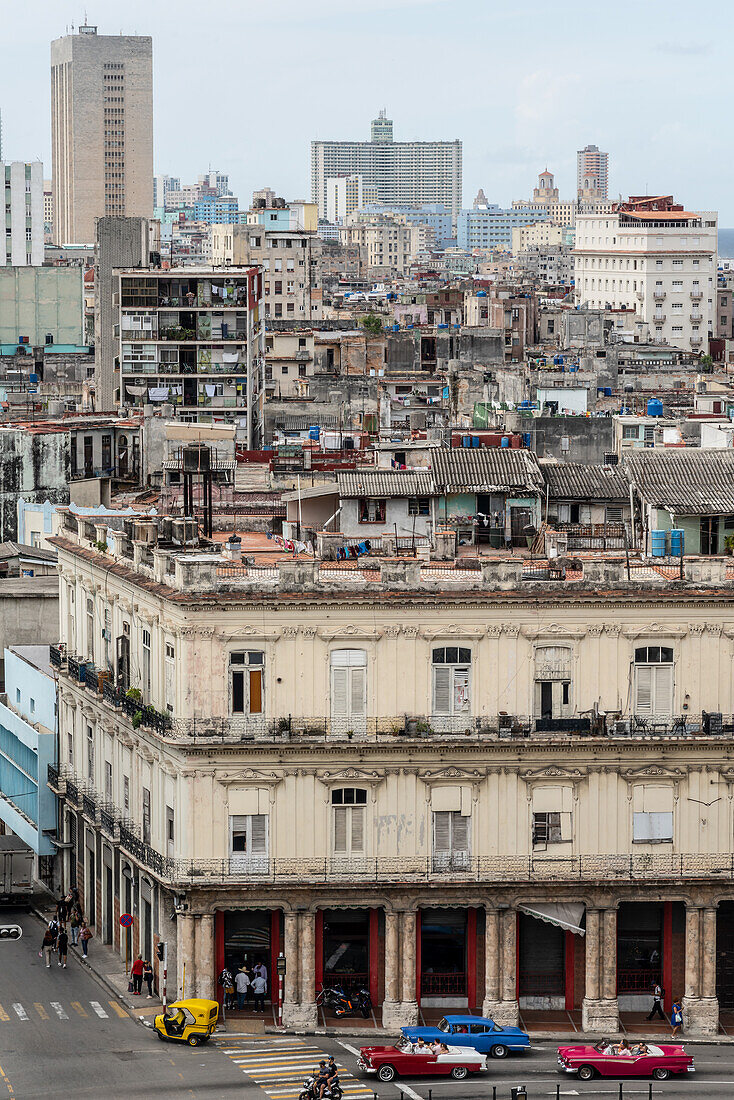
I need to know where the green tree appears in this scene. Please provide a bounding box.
[360,313,383,336]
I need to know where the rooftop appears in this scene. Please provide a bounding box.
[542,462,629,502]
[623,449,734,515]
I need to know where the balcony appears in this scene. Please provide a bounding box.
[653,290,666,301]
[690,313,703,322]
[81,790,98,823]
[653,314,666,323]
[67,656,88,684]
[119,823,170,878]
[690,289,703,300]
[50,644,66,670]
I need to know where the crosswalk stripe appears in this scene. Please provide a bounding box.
[33,1003,49,1020]
[89,1001,108,1018]
[50,1002,68,1020]
[69,1001,87,1017]
[11,1003,27,1021]
[0,1005,9,1022]
[108,1000,128,1018]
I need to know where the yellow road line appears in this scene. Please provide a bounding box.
[0,1006,8,1023]
[0,1062,13,1096]
[108,1000,128,1018]
[32,1003,49,1020]
[69,1001,88,1017]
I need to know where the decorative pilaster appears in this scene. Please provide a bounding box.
[177,913,195,1000]
[196,914,214,999]
[482,906,519,1026]
[683,904,719,1034]
[282,910,317,1028]
[582,908,619,1032]
[381,909,405,1027]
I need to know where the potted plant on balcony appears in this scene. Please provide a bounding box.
[725,535,734,556]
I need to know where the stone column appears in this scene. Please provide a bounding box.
[282,911,299,1018]
[381,909,403,1027]
[398,909,419,1024]
[582,908,619,1032]
[483,906,519,1026]
[196,914,215,1000]
[683,904,719,1035]
[481,907,500,1018]
[177,912,195,1000]
[283,910,317,1028]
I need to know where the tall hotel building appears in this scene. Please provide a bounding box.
[311,112,462,222]
[577,144,609,200]
[51,24,153,245]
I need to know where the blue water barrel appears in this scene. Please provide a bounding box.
[651,530,667,558]
[670,529,685,556]
[462,435,471,448]
[647,398,663,417]
[471,435,480,447]
[523,432,532,447]
[500,436,510,448]
[309,426,320,440]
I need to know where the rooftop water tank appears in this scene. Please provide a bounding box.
[647,398,664,417]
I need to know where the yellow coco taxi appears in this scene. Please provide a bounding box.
[153,999,219,1046]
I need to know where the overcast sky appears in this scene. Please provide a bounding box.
[2,0,731,220]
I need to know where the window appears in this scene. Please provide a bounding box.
[105,760,112,801]
[358,498,386,524]
[86,724,94,777]
[67,732,73,766]
[29,697,35,715]
[532,811,572,844]
[622,424,638,440]
[229,814,268,870]
[432,647,471,715]
[634,646,673,715]
[332,788,367,857]
[633,811,673,843]
[142,787,151,844]
[432,810,470,870]
[534,645,572,719]
[330,650,366,733]
[123,775,130,815]
[86,597,95,660]
[141,628,151,701]
[408,497,430,516]
[230,651,264,716]
[164,642,175,714]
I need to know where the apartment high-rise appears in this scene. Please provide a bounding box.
[577,144,609,200]
[311,113,462,222]
[51,24,153,245]
[2,162,44,265]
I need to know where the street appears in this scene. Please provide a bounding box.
[1,910,733,1098]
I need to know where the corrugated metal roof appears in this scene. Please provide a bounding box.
[432,448,543,493]
[623,448,734,515]
[338,470,437,498]
[542,462,630,502]
[273,415,339,430]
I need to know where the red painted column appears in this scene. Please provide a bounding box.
[415,910,422,1006]
[315,909,324,993]
[214,911,225,1006]
[270,909,280,1002]
[467,908,477,1011]
[564,930,575,1012]
[663,901,673,1015]
[368,908,379,1007]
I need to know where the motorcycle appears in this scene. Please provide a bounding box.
[298,1075,343,1100]
[316,984,372,1018]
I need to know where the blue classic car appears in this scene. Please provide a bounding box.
[402,1015,530,1058]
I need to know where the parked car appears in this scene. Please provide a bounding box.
[402,1015,529,1058]
[359,1038,487,1082]
[557,1042,695,1081]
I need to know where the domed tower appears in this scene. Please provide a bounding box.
[533,170,558,201]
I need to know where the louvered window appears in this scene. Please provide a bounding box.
[331,788,367,856]
[330,650,366,734]
[432,810,470,870]
[634,647,674,716]
[431,647,471,715]
[229,814,269,872]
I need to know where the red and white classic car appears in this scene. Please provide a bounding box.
[558,1042,695,1081]
[359,1038,487,1082]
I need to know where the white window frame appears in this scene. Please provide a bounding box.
[432,809,470,871]
[633,811,673,843]
[331,787,367,858]
[330,650,367,734]
[431,647,471,717]
[230,650,265,717]
[634,646,674,716]
[229,813,269,872]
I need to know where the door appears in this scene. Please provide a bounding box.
[83,436,93,476]
[510,507,532,547]
[540,682,552,719]
[330,651,366,735]
[104,864,113,945]
[183,378,197,407]
[701,516,719,555]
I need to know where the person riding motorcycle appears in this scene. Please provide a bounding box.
[314,1061,330,1098]
[325,1056,340,1092]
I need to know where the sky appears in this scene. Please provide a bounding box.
[1,0,732,220]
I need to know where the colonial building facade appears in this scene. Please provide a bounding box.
[49,512,734,1034]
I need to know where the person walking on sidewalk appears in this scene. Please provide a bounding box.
[57,927,68,968]
[79,922,92,959]
[646,982,666,1022]
[671,1000,683,1038]
[131,955,144,995]
[143,960,154,998]
[41,927,55,967]
[69,908,81,947]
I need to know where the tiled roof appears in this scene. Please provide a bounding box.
[542,462,630,502]
[432,448,543,493]
[337,470,436,498]
[623,449,734,515]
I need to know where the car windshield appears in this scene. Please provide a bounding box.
[437,1018,449,1033]
[396,1038,412,1052]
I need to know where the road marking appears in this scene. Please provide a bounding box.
[392,1084,423,1100]
[108,1000,128,1018]
[69,1001,88,1017]
[50,1002,68,1019]
[0,1006,8,1023]
[32,1003,49,1020]
[89,1001,108,1018]
[336,1040,363,1058]
[0,1063,13,1096]
[11,1004,27,1022]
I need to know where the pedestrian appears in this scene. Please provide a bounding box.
[235,966,250,1010]
[57,926,68,968]
[251,970,267,1013]
[48,918,59,947]
[646,982,666,1022]
[254,961,268,986]
[671,1000,683,1038]
[79,922,92,959]
[69,908,81,947]
[131,955,144,995]
[56,896,68,923]
[41,926,55,967]
[143,959,154,998]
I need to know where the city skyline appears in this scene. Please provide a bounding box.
[0,0,731,221]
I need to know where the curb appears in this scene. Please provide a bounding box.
[258,1025,734,1046]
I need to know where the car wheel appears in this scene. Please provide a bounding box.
[451,1066,468,1080]
[652,1067,670,1080]
[578,1064,595,1081]
[491,1044,508,1059]
[377,1064,396,1082]
[187,1035,200,1047]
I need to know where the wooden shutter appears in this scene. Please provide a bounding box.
[453,667,471,713]
[349,667,366,717]
[653,665,673,715]
[164,656,175,713]
[451,811,469,854]
[433,810,451,853]
[633,812,652,842]
[250,814,268,853]
[432,667,451,715]
[350,805,365,853]
[331,667,349,717]
[635,665,653,714]
[249,668,263,714]
[230,815,248,853]
[333,806,348,852]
